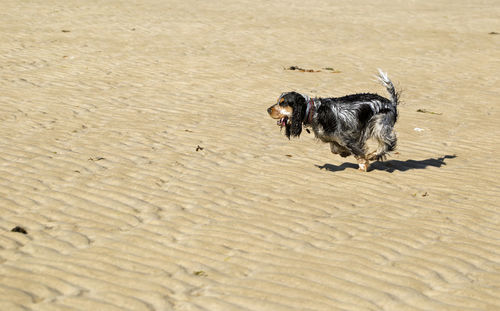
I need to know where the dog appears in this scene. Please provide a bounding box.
[267,70,399,172]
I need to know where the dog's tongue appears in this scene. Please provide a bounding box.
[277,117,287,127]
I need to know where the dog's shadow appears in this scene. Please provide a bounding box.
[316,154,457,173]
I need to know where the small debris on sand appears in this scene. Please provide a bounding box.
[284,66,341,73]
[88,156,105,161]
[285,66,318,72]
[193,270,207,277]
[417,109,442,115]
[11,226,28,234]
[323,67,342,73]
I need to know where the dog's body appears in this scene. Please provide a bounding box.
[267,70,399,171]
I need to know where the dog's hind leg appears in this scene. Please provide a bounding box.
[369,129,397,161]
[368,116,397,161]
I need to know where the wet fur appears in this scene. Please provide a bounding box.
[268,70,400,171]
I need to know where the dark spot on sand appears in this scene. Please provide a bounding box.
[196,145,204,151]
[88,156,105,161]
[285,66,341,73]
[11,226,28,234]
[193,271,207,277]
[323,67,342,73]
[285,66,319,72]
[417,108,442,115]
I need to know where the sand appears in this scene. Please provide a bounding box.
[1,0,499,310]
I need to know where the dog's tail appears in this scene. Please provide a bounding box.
[377,69,399,106]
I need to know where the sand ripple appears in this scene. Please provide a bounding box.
[1,0,500,310]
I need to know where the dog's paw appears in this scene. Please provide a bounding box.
[358,163,369,172]
[367,152,387,162]
[357,159,370,172]
[375,154,387,162]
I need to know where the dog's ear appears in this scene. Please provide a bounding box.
[289,93,307,138]
[285,122,292,139]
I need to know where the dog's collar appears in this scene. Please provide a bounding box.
[304,98,315,124]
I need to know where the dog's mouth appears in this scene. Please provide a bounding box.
[277,116,289,128]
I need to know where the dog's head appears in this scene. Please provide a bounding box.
[267,92,307,139]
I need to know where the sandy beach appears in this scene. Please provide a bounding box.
[1,0,499,310]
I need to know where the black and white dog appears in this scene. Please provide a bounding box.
[267,70,399,171]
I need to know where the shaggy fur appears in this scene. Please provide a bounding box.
[267,70,400,171]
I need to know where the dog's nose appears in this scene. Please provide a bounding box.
[267,107,272,114]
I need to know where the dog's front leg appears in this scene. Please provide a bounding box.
[366,151,377,161]
[355,156,370,172]
[330,142,351,158]
[343,141,369,171]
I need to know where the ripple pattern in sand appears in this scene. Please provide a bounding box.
[1,0,500,310]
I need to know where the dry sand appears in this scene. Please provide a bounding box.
[1,0,499,310]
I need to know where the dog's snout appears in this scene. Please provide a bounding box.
[267,107,272,114]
